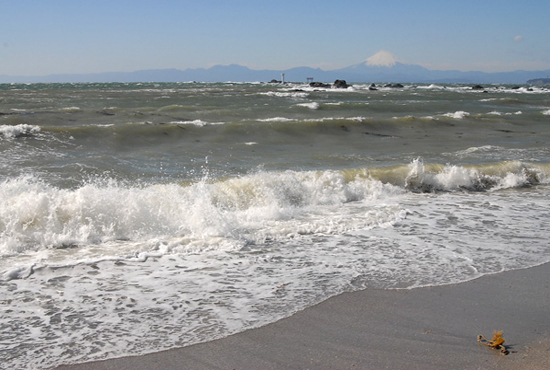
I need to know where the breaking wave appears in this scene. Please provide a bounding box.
[2,159,547,268]
[0,124,41,138]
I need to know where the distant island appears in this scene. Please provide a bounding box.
[1,51,550,85]
[526,78,550,85]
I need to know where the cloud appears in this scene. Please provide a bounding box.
[514,35,523,42]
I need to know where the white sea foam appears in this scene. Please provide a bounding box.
[261,91,309,98]
[442,111,470,119]
[308,116,367,123]
[2,161,547,266]
[455,145,503,155]
[543,109,550,115]
[3,163,550,369]
[257,117,294,122]
[296,102,320,110]
[60,106,81,112]
[0,124,41,138]
[486,110,521,116]
[0,171,403,262]
[177,119,225,126]
[3,167,550,370]
[416,84,445,90]
[403,158,548,192]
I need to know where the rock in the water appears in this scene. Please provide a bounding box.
[309,82,331,88]
[333,80,349,89]
[385,83,404,88]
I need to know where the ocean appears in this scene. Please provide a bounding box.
[1,81,550,369]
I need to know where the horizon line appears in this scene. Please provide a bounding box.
[2,61,550,79]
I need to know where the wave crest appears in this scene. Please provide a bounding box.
[402,158,546,192]
[1,160,547,265]
[0,124,41,138]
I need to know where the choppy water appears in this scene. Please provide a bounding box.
[1,82,550,369]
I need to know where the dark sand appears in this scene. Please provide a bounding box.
[56,263,550,370]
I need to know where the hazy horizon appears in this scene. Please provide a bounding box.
[2,0,549,77]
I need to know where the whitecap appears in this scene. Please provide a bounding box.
[296,102,320,110]
[0,124,41,138]
[442,111,470,119]
[261,91,309,98]
[455,145,502,156]
[257,117,294,122]
[180,119,225,126]
[60,106,81,113]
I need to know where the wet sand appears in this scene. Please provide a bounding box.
[56,262,550,370]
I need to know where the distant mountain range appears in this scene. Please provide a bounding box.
[1,51,549,84]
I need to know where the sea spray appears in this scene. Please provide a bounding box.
[2,160,548,270]
[0,169,404,262]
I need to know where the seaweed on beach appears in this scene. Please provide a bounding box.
[478,330,509,355]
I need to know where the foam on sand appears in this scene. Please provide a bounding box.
[55,263,550,370]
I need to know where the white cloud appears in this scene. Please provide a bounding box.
[514,35,523,42]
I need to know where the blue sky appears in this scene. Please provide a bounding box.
[1,0,549,76]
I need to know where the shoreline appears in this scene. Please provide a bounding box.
[55,263,550,369]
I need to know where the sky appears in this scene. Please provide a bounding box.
[1,0,549,76]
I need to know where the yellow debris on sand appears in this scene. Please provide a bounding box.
[478,330,509,355]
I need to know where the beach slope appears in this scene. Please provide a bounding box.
[56,263,550,370]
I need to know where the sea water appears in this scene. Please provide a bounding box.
[1,82,550,369]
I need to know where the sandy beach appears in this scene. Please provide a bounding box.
[54,262,550,370]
